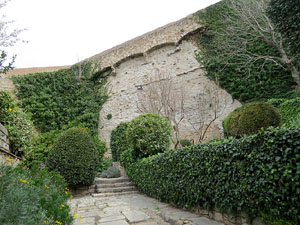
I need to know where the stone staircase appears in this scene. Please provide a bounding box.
[91,177,138,197]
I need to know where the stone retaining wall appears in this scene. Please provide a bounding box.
[0,123,20,166]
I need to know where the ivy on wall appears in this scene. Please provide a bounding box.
[194,1,296,103]
[12,62,110,135]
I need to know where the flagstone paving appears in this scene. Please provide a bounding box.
[69,193,224,225]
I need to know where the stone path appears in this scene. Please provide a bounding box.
[69,193,224,225]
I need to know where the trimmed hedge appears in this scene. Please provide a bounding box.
[110,121,129,162]
[127,113,172,159]
[47,128,100,187]
[121,127,300,224]
[224,102,281,137]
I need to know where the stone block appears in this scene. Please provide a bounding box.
[99,215,125,223]
[100,220,129,225]
[122,210,150,223]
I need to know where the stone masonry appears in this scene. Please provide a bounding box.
[97,15,241,147]
[0,14,241,149]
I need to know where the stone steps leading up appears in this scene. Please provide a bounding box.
[97,182,134,188]
[97,186,137,193]
[91,191,139,198]
[93,177,137,197]
[94,177,130,184]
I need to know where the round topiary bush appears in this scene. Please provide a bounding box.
[47,128,100,187]
[110,121,129,162]
[224,102,281,137]
[127,113,172,159]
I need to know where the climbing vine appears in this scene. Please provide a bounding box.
[194,0,297,102]
[12,62,110,135]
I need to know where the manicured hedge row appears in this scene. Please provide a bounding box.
[121,128,300,223]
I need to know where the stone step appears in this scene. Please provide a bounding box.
[97,182,134,188]
[97,186,137,193]
[95,177,130,184]
[91,191,139,197]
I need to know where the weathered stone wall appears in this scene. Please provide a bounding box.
[0,15,241,153]
[0,123,20,166]
[98,38,241,148]
[88,14,203,71]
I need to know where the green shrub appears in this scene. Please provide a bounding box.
[121,127,300,224]
[224,102,280,137]
[179,139,192,148]
[0,91,34,156]
[23,127,106,168]
[99,166,121,178]
[110,121,129,161]
[98,158,113,172]
[12,62,109,135]
[268,97,300,126]
[23,130,60,168]
[0,165,73,225]
[47,128,100,187]
[93,136,107,162]
[127,113,172,159]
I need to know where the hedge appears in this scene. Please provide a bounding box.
[224,102,281,137]
[47,128,100,187]
[121,127,300,224]
[110,121,129,162]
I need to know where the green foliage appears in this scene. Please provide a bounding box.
[0,90,34,156]
[106,114,112,120]
[127,113,172,159]
[224,102,281,137]
[195,1,295,102]
[0,165,73,225]
[23,127,106,168]
[261,212,297,225]
[110,121,129,162]
[268,97,300,126]
[47,128,100,187]
[288,113,300,129]
[12,62,109,135]
[268,0,300,56]
[99,166,121,178]
[23,130,60,167]
[0,50,15,74]
[121,127,300,224]
[93,136,107,161]
[179,139,192,148]
[98,158,113,172]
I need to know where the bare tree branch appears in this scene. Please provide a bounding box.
[219,0,299,88]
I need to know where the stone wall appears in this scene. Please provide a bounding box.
[0,123,20,166]
[98,36,241,148]
[87,14,203,71]
[0,15,242,154]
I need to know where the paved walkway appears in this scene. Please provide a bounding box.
[69,193,224,225]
